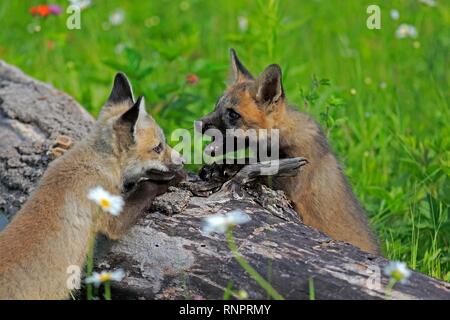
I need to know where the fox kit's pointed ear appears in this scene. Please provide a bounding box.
[114,96,145,143]
[254,64,284,105]
[107,72,134,105]
[230,48,253,83]
[120,96,142,125]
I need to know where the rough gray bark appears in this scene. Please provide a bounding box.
[0,61,93,220]
[0,60,449,300]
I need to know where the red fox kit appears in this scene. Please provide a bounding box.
[0,73,184,299]
[198,49,380,254]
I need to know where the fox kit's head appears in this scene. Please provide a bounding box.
[99,73,184,189]
[198,49,286,157]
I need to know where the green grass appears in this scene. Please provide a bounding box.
[0,0,448,282]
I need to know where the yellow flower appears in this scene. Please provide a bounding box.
[236,290,249,299]
[85,269,125,287]
[88,186,124,216]
[384,261,411,284]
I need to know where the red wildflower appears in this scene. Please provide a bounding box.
[30,5,51,17]
[186,73,199,85]
[30,4,62,17]
[46,40,55,50]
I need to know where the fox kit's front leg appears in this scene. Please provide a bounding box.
[99,169,186,239]
[99,181,168,239]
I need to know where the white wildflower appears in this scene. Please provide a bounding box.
[419,0,437,7]
[238,16,249,32]
[88,186,124,216]
[384,261,412,284]
[109,9,125,26]
[201,210,251,235]
[390,9,399,20]
[85,269,125,287]
[115,43,126,55]
[395,24,418,39]
[69,0,92,10]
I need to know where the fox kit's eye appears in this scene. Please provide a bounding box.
[153,143,163,154]
[227,109,240,120]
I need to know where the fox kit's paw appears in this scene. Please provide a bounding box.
[49,135,73,158]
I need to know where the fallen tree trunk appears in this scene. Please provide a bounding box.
[0,60,449,300]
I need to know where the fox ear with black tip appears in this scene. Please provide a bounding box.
[106,72,135,105]
[254,64,285,107]
[114,96,146,144]
[229,48,254,83]
[100,72,135,119]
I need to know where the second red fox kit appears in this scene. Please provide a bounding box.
[199,49,380,254]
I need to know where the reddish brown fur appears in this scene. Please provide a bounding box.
[275,106,379,254]
[201,53,380,254]
[241,90,379,254]
[234,91,269,129]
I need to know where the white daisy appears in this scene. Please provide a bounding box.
[390,9,400,20]
[201,210,251,235]
[88,186,124,216]
[238,16,249,32]
[384,261,412,284]
[69,0,92,10]
[109,9,125,26]
[395,24,418,39]
[85,269,125,287]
